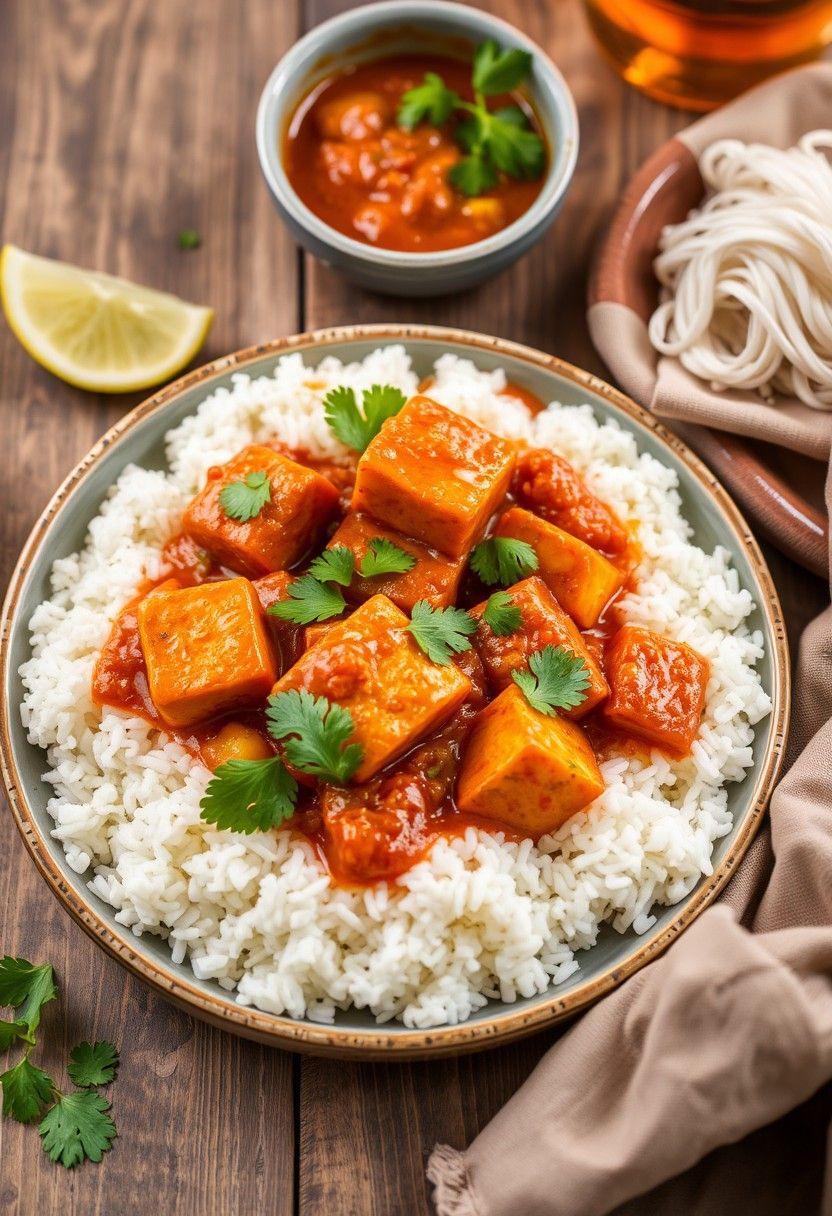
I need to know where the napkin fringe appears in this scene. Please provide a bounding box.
[427,1144,482,1216]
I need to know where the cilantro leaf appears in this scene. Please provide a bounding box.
[512,645,591,715]
[0,1019,29,1052]
[218,470,271,522]
[449,154,497,198]
[39,1091,116,1168]
[266,690,363,785]
[0,957,57,1038]
[397,72,460,128]
[178,228,201,250]
[487,107,546,178]
[470,536,538,586]
[323,384,407,453]
[200,757,298,834]
[1,1056,55,1123]
[309,546,355,588]
[482,591,522,636]
[269,575,346,625]
[358,538,416,579]
[67,1042,119,1089]
[407,601,477,666]
[472,40,533,95]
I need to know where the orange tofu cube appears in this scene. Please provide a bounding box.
[327,512,465,612]
[351,395,515,558]
[604,626,710,755]
[137,578,277,727]
[271,594,471,781]
[494,507,624,629]
[183,445,340,577]
[470,576,608,717]
[457,684,604,834]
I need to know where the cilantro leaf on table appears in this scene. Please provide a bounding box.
[470,536,538,586]
[512,645,590,716]
[481,590,522,636]
[0,1019,29,1052]
[472,40,533,95]
[0,957,57,1040]
[269,575,346,625]
[323,383,407,453]
[178,228,201,250]
[309,546,355,588]
[218,470,271,522]
[398,72,460,128]
[67,1042,119,1089]
[39,1091,116,1168]
[199,757,298,834]
[266,689,363,785]
[358,538,416,579]
[1,1056,55,1123]
[407,601,477,666]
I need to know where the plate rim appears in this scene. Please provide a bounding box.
[0,323,790,1059]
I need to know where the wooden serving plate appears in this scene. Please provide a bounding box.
[589,136,829,578]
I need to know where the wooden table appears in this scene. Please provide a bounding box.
[0,2,827,1213]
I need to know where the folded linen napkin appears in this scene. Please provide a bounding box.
[428,465,832,1214]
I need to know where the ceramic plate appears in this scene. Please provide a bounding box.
[0,326,789,1059]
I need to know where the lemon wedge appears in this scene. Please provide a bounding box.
[0,245,213,393]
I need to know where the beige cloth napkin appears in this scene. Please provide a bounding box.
[588,62,832,463]
[428,466,832,1214]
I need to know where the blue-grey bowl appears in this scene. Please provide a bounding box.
[255,1,579,296]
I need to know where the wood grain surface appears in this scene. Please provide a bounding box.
[0,2,827,1214]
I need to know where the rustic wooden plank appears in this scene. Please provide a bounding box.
[0,2,299,1212]
[296,3,829,1215]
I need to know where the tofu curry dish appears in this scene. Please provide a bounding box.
[92,388,711,887]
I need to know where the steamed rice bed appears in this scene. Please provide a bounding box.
[19,348,771,1028]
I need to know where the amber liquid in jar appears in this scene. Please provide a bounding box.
[583,0,832,110]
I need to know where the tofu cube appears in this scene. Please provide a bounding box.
[457,684,604,834]
[494,507,624,629]
[604,626,710,754]
[328,512,465,612]
[470,576,609,717]
[183,445,340,577]
[137,577,277,727]
[352,395,515,558]
[271,594,471,781]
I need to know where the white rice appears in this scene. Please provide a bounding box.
[19,347,771,1028]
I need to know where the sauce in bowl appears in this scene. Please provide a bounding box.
[283,54,548,253]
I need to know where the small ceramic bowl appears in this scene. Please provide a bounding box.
[255,0,579,296]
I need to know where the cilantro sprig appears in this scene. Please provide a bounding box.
[397,40,545,198]
[269,574,346,625]
[323,383,407,453]
[266,689,363,785]
[358,538,415,579]
[512,645,590,715]
[407,601,477,666]
[481,590,522,636]
[200,756,298,834]
[470,536,538,586]
[1,957,119,1168]
[219,470,271,522]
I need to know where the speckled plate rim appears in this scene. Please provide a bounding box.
[0,324,790,1060]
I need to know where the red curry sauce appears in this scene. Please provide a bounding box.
[283,55,546,253]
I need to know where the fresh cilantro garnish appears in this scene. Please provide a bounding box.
[266,689,363,785]
[512,645,590,715]
[67,1042,119,1089]
[481,590,522,636]
[396,40,545,198]
[309,545,355,587]
[39,1091,117,1168]
[178,228,201,250]
[358,538,416,579]
[0,957,57,1044]
[407,601,477,666]
[470,536,538,585]
[323,383,407,453]
[269,575,346,625]
[218,470,271,522]
[199,757,298,834]
[1,1056,55,1123]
